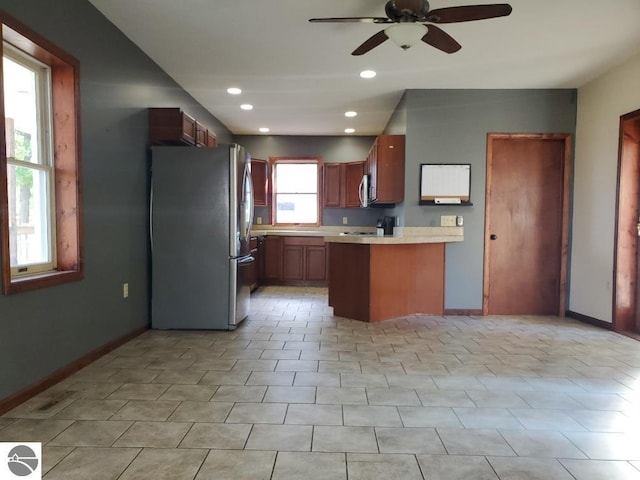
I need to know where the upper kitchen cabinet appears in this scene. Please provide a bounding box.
[252,158,269,207]
[195,121,217,147]
[345,161,365,208]
[323,161,365,208]
[367,135,405,205]
[323,163,343,208]
[149,108,217,147]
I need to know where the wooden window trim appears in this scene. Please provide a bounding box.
[269,156,323,227]
[0,11,83,294]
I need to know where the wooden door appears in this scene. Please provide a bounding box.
[614,109,640,333]
[484,134,571,315]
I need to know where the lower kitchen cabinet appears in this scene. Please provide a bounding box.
[263,235,327,286]
[249,237,260,291]
[263,236,283,283]
[305,245,328,282]
[283,244,304,282]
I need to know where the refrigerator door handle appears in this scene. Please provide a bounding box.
[238,255,255,265]
[149,183,154,251]
[243,162,254,240]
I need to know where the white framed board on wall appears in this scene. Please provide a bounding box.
[419,164,472,205]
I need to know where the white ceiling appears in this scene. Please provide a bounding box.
[88,0,640,136]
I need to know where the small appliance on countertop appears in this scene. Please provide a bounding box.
[376,216,396,236]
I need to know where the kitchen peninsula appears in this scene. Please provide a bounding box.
[324,227,463,322]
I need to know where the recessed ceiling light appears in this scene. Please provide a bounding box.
[240,104,253,111]
[227,87,242,95]
[360,70,376,79]
[345,128,355,134]
[259,127,270,133]
[345,111,357,118]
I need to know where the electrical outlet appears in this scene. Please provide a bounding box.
[342,216,348,225]
[123,283,129,298]
[256,216,262,225]
[440,215,456,227]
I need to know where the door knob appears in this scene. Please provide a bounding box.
[490,234,497,240]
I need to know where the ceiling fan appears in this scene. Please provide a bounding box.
[309,0,512,55]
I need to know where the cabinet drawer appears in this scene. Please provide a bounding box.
[283,236,325,246]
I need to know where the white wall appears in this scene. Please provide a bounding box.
[570,53,640,322]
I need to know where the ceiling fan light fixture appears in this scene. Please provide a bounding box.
[384,23,427,50]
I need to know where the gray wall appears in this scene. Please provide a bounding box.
[400,89,577,310]
[0,0,232,400]
[236,135,385,227]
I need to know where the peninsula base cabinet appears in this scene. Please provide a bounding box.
[262,236,327,286]
[328,242,444,322]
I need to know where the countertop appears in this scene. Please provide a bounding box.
[250,226,464,244]
[324,227,463,244]
[250,226,374,237]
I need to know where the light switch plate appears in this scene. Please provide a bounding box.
[440,215,456,227]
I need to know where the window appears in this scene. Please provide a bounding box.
[270,157,322,226]
[5,46,55,276]
[0,13,82,294]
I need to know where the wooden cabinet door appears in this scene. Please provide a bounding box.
[206,129,217,147]
[180,112,196,144]
[148,108,196,145]
[263,236,283,282]
[367,139,378,201]
[283,245,305,281]
[249,237,259,291]
[252,159,268,207]
[257,236,265,284]
[375,135,405,204]
[195,121,207,146]
[345,161,365,208]
[323,163,344,208]
[305,245,327,281]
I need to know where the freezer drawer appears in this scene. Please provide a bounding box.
[231,255,254,327]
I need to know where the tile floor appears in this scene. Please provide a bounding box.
[2,286,640,479]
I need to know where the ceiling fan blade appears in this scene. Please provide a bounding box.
[421,25,461,54]
[352,30,389,56]
[426,4,512,23]
[309,17,392,24]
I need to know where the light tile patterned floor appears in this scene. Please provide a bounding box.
[3,286,640,479]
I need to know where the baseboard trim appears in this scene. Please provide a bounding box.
[444,309,483,316]
[566,310,613,331]
[0,325,148,415]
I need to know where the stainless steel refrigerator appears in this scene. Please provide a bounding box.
[150,144,254,330]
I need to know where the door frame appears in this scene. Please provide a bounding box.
[483,133,572,316]
[613,109,640,333]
